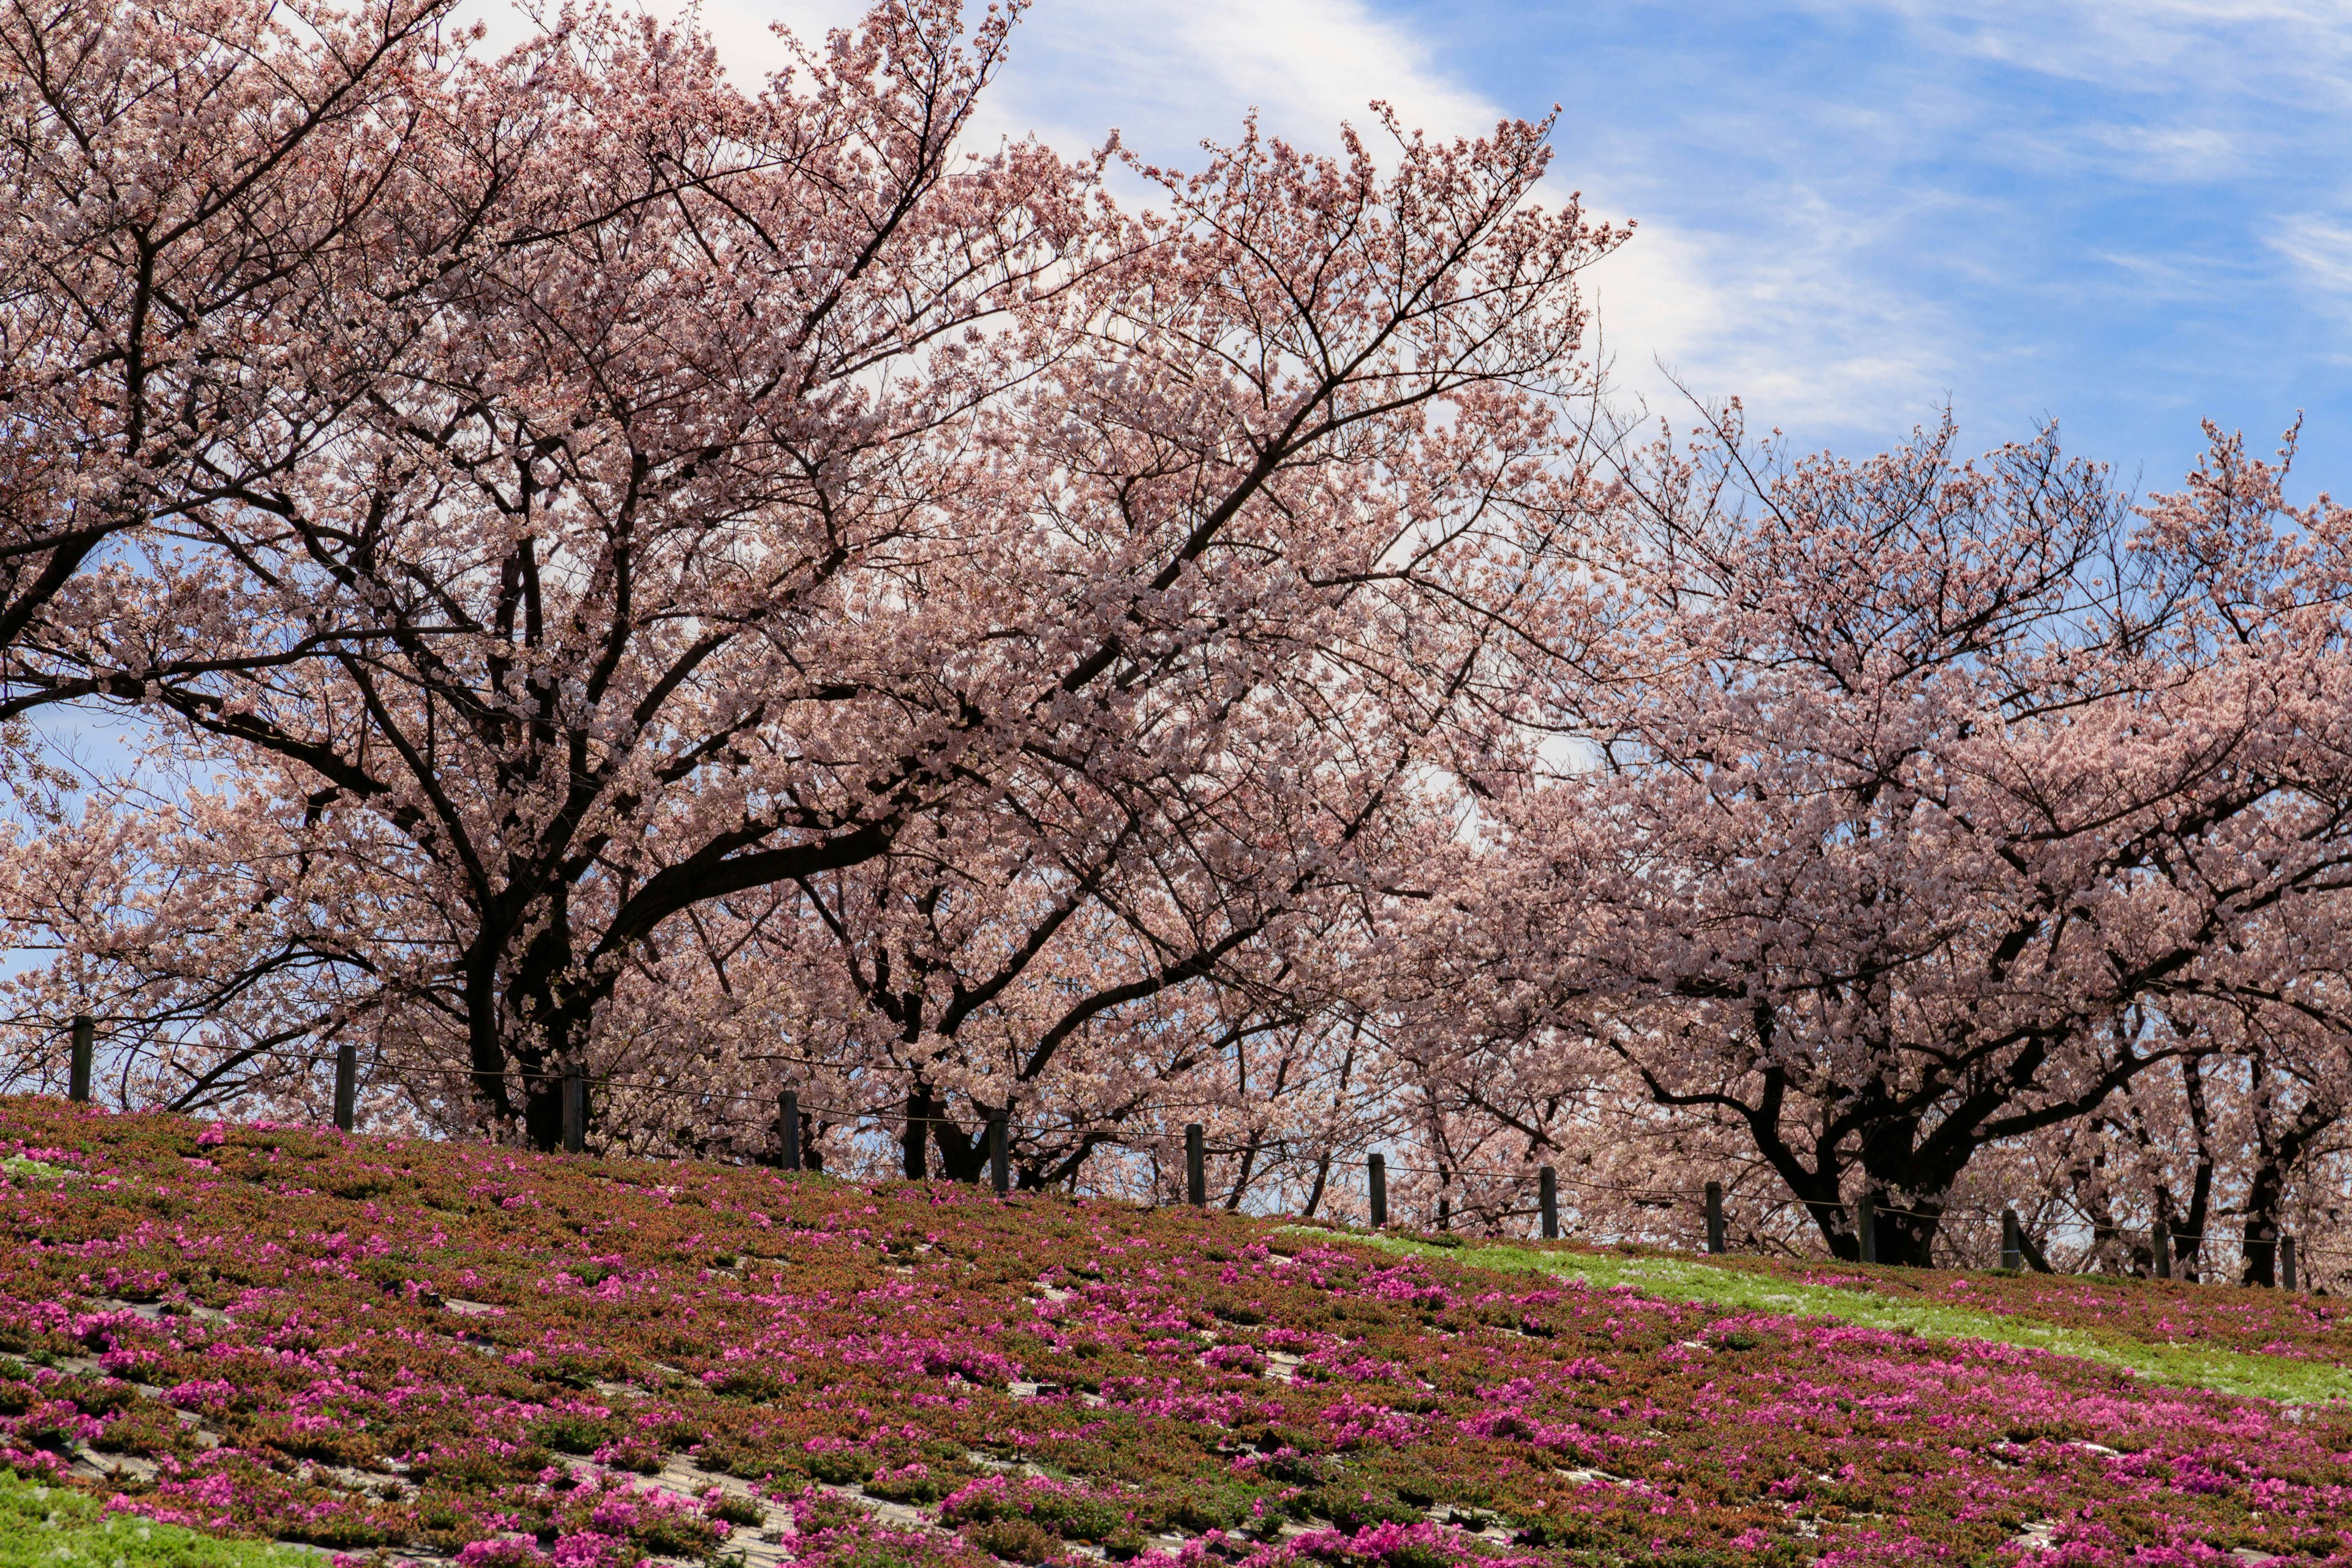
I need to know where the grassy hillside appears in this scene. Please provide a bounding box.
[1354,1236,2352,1404]
[1,1098,2347,1568]
[0,1468,320,1568]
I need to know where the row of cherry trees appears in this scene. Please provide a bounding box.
[1382,416,2352,1279]
[2,0,2346,1281]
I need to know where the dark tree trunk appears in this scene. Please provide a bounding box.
[507,884,580,1152]
[519,1057,564,1152]
[2159,1055,2218,1282]
[902,1087,930,1180]
[2175,1158,2212,1282]
[2237,1055,2338,1287]
[464,947,514,1126]
[898,1088,989,1182]
[932,1104,989,1183]
[1869,1195,1943,1268]
[2241,1218,2278,1289]
[1302,1153,1332,1218]
[2016,1223,2054,1273]
[461,908,572,1150]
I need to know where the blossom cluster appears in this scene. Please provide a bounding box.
[1,1098,2347,1568]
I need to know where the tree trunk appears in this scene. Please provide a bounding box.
[2241,1217,2278,1289]
[2239,1090,2333,1288]
[2168,1056,2217,1282]
[1797,1177,1862,1262]
[902,1087,930,1180]
[2174,1158,2212,1283]
[2237,1068,2337,1287]
[1871,1194,1943,1268]
[932,1104,989,1183]
[1302,1153,1332,1218]
[507,886,580,1152]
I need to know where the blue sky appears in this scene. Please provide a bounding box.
[1391,0,2352,503]
[619,0,2352,501]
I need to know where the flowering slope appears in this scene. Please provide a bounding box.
[2,1098,2349,1568]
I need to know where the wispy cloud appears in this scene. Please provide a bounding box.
[984,0,1499,154]
[2270,216,2352,296]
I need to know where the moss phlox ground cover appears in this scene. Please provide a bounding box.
[2,1098,2350,1568]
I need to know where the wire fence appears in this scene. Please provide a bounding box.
[26,1017,2346,1289]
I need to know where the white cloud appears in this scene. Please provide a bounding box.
[2078,123,2239,183]
[976,1,1943,432]
[444,0,1948,439]
[1577,204,1960,437]
[2271,216,2352,295]
[967,1,1950,432]
[984,0,1499,153]
[534,0,1498,160]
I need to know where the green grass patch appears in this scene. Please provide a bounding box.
[1335,1231,2352,1405]
[0,1470,322,1568]
[1,1156,74,1181]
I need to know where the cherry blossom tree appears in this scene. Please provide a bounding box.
[1409,417,2352,1264]
[0,0,1626,1156]
[4,0,1084,1143]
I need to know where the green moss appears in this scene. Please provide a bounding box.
[1332,1231,2352,1405]
[0,1471,322,1568]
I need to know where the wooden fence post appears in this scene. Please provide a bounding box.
[562,1061,586,1155]
[1367,1153,1387,1229]
[778,1090,801,1171]
[333,1042,357,1132]
[2281,1234,2297,1292]
[1705,1181,1725,1254]
[2000,1208,2023,1272]
[1185,1123,1205,1206]
[1857,1194,1877,1264]
[1539,1166,1558,1240]
[68,1015,92,1104]
[2152,1218,2171,1280]
[991,1114,1010,1197]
